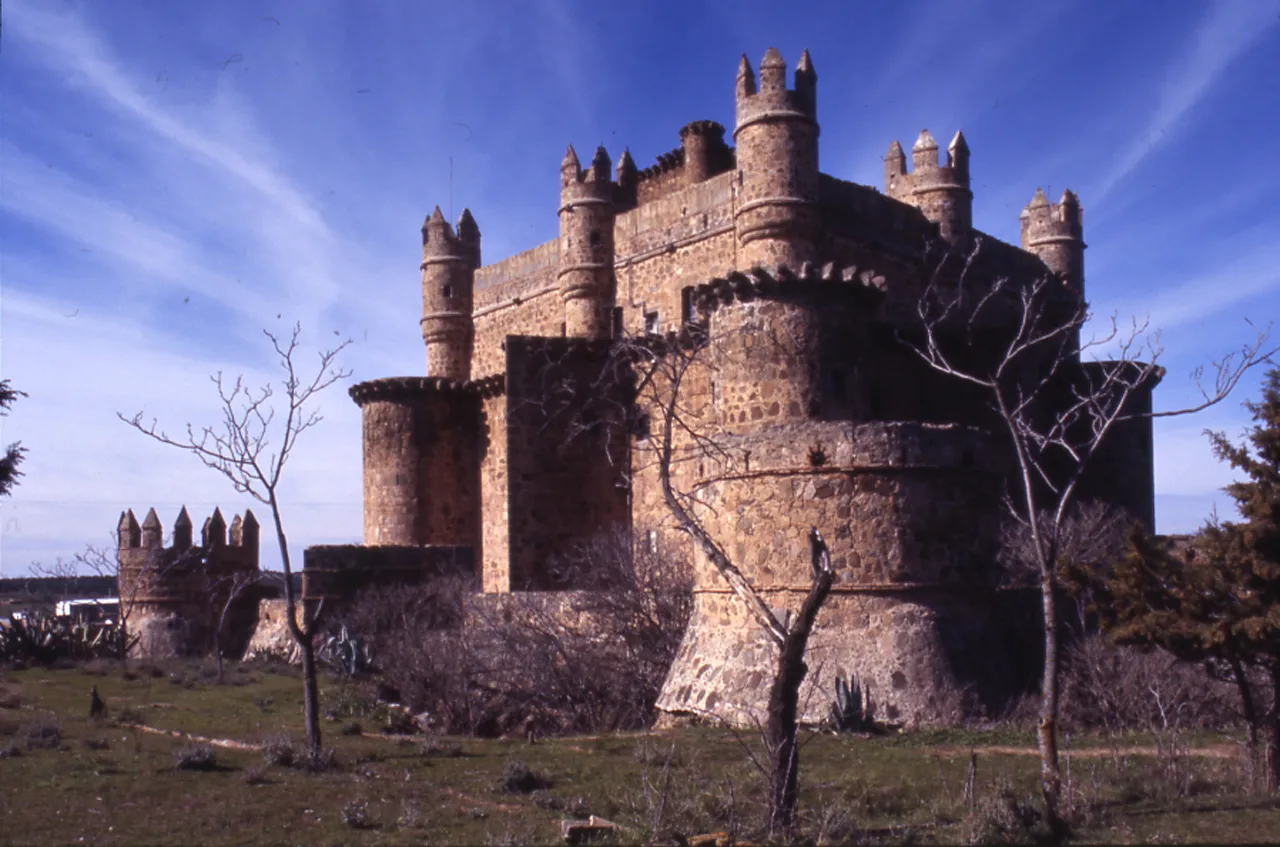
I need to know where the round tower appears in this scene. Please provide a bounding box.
[679,120,728,186]
[733,48,820,268]
[558,145,617,340]
[884,129,972,246]
[351,378,482,548]
[421,206,479,380]
[1020,188,1085,292]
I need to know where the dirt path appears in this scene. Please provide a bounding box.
[926,743,1242,760]
[121,722,261,751]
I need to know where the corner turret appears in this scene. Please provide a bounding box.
[679,121,731,186]
[884,129,972,245]
[1020,188,1085,291]
[558,144,617,340]
[733,48,821,267]
[421,205,479,380]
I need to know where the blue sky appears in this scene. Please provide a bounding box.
[1,0,1278,575]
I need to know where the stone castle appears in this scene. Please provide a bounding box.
[120,49,1157,726]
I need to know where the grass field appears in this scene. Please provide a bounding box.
[2,659,1279,845]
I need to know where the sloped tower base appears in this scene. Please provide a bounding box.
[657,589,1039,727]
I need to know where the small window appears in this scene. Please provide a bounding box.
[646,530,659,555]
[612,307,624,339]
[644,311,660,334]
[442,284,453,298]
[589,231,602,247]
[681,288,697,326]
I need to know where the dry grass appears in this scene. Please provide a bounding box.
[0,660,1278,844]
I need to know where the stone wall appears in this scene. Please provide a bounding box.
[302,544,475,605]
[504,337,631,589]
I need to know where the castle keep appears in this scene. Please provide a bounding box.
[249,49,1156,724]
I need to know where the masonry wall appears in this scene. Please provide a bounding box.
[503,336,631,589]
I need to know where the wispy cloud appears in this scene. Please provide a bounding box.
[9,2,327,236]
[1090,0,1280,204]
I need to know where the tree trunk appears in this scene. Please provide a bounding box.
[1037,569,1063,824]
[300,632,322,760]
[765,560,833,838]
[1269,664,1280,794]
[1230,656,1259,749]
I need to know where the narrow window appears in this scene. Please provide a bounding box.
[681,288,697,326]
[646,530,659,555]
[830,368,846,401]
[644,311,660,334]
[589,231,602,247]
[612,307,624,339]
[442,284,453,298]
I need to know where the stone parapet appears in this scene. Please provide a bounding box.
[302,544,474,605]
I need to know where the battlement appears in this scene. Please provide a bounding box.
[422,206,481,268]
[560,145,615,194]
[1019,187,1083,249]
[734,47,817,132]
[116,506,259,607]
[117,506,257,555]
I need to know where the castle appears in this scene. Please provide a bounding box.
[120,49,1157,726]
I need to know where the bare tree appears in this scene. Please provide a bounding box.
[606,326,836,838]
[120,323,351,760]
[210,569,260,684]
[901,238,1277,822]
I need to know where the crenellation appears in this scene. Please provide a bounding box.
[141,507,163,548]
[202,507,226,549]
[173,506,193,551]
[117,509,141,550]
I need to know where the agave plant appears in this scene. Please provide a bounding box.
[830,672,867,733]
[0,611,131,664]
[320,625,373,677]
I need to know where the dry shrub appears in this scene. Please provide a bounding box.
[23,721,60,751]
[341,798,375,829]
[1062,635,1240,733]
[242,764,270,785]
[260,734,298,767]
[340,527,692,737]
[174,744,217,771]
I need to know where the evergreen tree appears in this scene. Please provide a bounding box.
[1076,368,1280,787]
[0,380,26,497]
